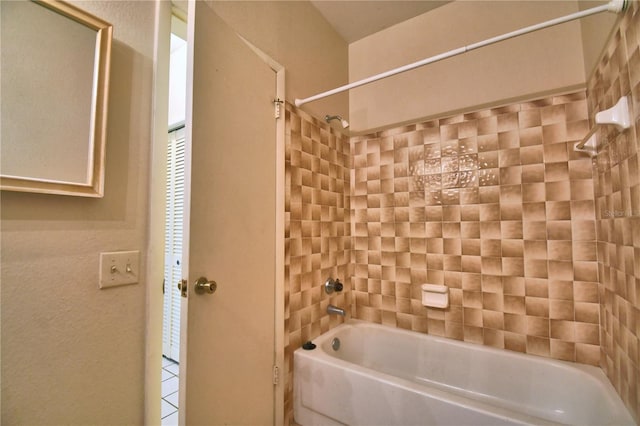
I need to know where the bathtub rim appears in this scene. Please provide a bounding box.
[295,348,559,426]
[294,319,635,426]
[302,319,610,382]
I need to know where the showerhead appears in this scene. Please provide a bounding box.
[325,114,349,129]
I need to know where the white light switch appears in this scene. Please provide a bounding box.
[99,250,140,288]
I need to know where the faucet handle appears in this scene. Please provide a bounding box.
[325,277,343,294]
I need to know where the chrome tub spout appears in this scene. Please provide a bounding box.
[327,304,345,316]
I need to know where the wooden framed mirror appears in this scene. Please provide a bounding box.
[0,0,112,197]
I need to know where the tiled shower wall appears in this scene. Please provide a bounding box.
[285,5,640,423]
[350,91,602,365]
[285,93,599,424]
[284,104,351,424]
[588,1,640,420]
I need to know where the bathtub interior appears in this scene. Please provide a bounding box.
[299,320,634,426]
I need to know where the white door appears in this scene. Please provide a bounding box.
[180,1,277,424]
[162,127,185,362]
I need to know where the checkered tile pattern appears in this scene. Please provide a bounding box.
[350,90,601,365]
[284,103,351,425]
[284,5,640,423]
[589,1,640,420]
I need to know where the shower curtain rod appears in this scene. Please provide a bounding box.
[295,0,627,107]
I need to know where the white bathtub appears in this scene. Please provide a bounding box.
[294,320,634,426]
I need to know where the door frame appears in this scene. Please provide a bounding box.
[145,2,286,424]
[145,1,171,425]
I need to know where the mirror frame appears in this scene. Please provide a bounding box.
[0,0,112,197]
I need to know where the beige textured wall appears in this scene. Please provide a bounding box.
[207,0,349,124]
[349,1,587,132]
[0,1,157,424]
[579,0,619,81]
[588,2,640,421]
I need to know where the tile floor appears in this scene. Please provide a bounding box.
[161,357,179,425]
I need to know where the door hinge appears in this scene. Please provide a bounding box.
[272,365,279,385]
[273,98,283,119]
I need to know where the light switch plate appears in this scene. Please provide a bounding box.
[99,250,140,288]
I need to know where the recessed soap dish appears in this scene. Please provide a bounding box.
[421,284,449,309]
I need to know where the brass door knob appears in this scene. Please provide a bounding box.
[194,277,217,295]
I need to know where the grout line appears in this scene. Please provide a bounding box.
[162,397,179,410]
[162,359,179,420]
[161,411,178,420]
[162,369,177,379]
